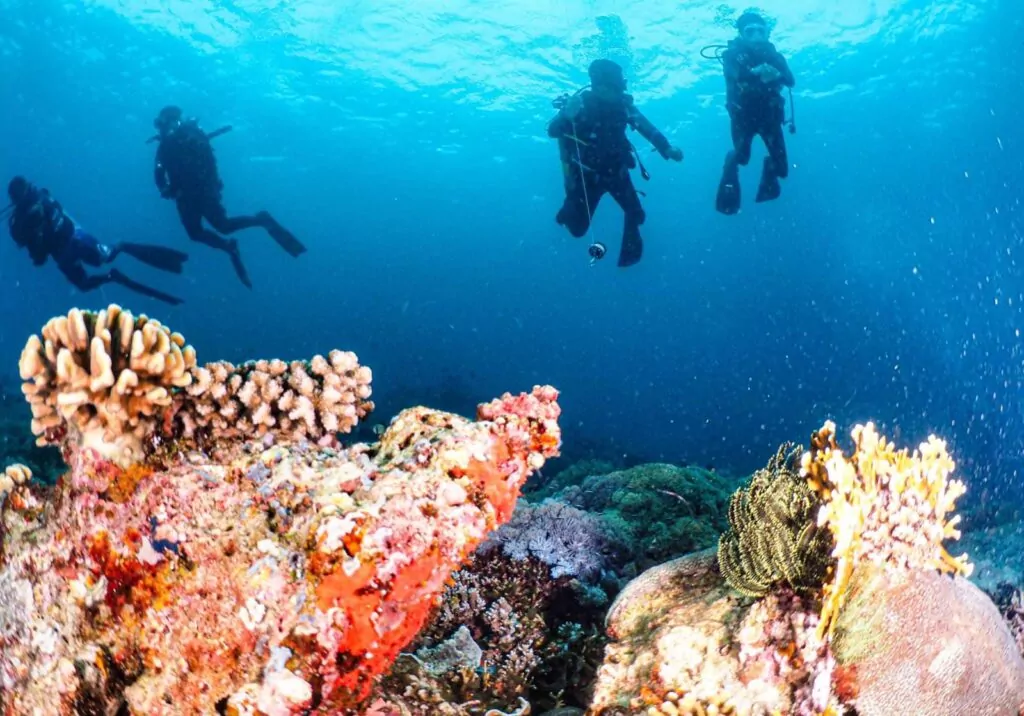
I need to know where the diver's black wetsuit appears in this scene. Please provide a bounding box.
[722,39,794,196]
[548,91,674,267]
[154,120,305,288]
[7,182,185,304]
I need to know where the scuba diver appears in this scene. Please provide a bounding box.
[151,105,307,288]
[548,59,683,267]
[5,176,186,305]
[713,11,796,215]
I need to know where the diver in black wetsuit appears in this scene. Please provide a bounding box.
[151,106,307,288]
[5,176,186,305]
[715,12,795,215]
[548,59,683,267]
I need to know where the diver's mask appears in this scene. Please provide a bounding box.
[741,23,768,42]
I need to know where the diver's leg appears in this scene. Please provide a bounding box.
[731,114,755,166]
[177,198,252,288]
[609,170,645,268]
[556,170,603,238]
[202,195,265,234]
[755,123,786,203]
[204,197,306,257]
[117,243,189,273]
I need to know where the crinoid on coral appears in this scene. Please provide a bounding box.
[0,305,563,716]
[717,442,833,598]
[801,421,971,638]
[19,305,196,466]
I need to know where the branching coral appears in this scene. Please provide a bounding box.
[19,306,196,465]
[176,353,373,446]
[717,443,833,598]
[800,421,971,638]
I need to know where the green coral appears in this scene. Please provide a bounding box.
[717,443,833,597]
[554,463,742,569]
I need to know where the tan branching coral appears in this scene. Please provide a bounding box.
[717,443,833,598]
[175,352,373,445]
[19,305,196,465]
[800,421,971,638]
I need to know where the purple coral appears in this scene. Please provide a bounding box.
[480,500,614,581]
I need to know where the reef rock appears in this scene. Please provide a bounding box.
[832,562,1024,716]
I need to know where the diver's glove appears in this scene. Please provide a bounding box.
[753,63,781,83]
[664,146,684,162]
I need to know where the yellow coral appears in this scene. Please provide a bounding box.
[801,421,970,638]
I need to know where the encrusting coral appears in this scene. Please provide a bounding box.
[0,305,563,715]
[717,443,832,598]
[801,421,972,637]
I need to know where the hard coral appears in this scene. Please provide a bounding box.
[717,443,833,598]
[801,421,971,637]
[176,353,373,446]
[19,305,195,466]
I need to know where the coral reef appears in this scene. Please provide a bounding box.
[0,305,562,715]
[717,442,832,597]
[524,458,616,502]
[991,581,1024,656]
[374,542,609,715]
[831,563,1024,715]
[801,421,972,637]
[588,550,836,716]
[554,463,740,570]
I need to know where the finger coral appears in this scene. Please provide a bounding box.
[175,353,373,446]
[19,305,196,465]
[717,443,833,597]
[800,421,971,638]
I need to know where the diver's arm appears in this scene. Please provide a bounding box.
[626,104,673,158]
[773,53,795,87]
[548,112,571,138]
[722,50,742,110]
[205,125,232,140]
[57,260,110,292]
[154,147,173,197]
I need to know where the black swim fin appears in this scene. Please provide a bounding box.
[715,151,741,215]
[119,242,189,273]
[226,238,253,289]
[618,225,643,268]
[258,211,307,258]
[109,269,184,306]
[755,157,782,203]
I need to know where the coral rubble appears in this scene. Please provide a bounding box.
[0,305,561,715]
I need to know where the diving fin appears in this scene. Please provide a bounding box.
[755,157,782,203]
[618,226,643,268]
[109,269,184,306]
[119,242,189,273]
[715,151,741,215]
[258,212,307,258]
[226,239,253,289]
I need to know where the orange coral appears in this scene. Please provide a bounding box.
[104,463,153,504]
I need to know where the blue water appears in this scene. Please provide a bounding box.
[2,0,1022,515]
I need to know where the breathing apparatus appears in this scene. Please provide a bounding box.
[700,36,796,135]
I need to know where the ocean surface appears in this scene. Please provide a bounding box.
[1,0,1022,517]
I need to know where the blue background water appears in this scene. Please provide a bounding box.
[2,0,1022,516]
